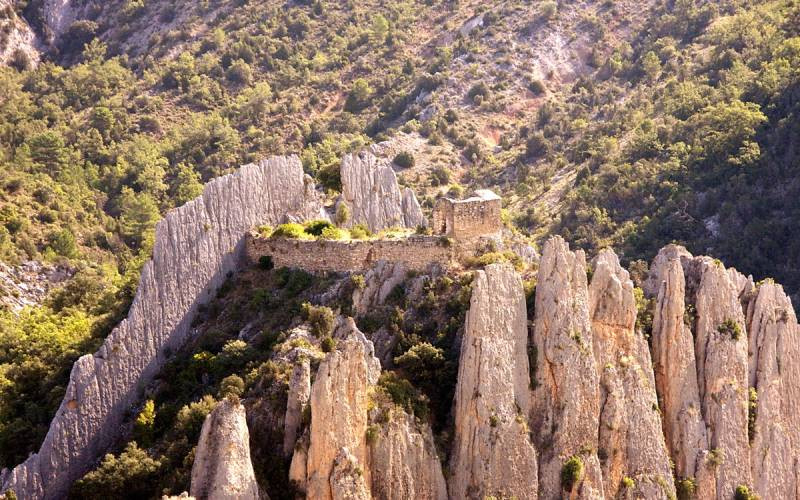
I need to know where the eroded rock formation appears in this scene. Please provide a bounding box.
[368,408,447,500]
[588,250,674,498]
[339,150,426,232]
[449,263,538,499]
[0,0,39,66]
[531,236,603,498]
[189,399,259,500]
[303,319,381,500]
[1,156,323,499]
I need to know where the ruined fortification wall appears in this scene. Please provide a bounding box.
[450,198,501,239]
[246,235,474,272]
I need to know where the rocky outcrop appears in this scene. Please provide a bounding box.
[531,236,603,498]
[651,257,708,480]
[283,358,311,456]
[368,408,447,500]
[0,0,39,67]
[302,319,380,500]
[449,263,538,499]
[339,150,426,232]
[588,250,675,498]
[746,282,800,498]
[1,156,323,499]
[189,399,259,500]
[687,257,751,498]
[330,448,370,500]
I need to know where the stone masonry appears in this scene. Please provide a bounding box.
[432,189,502,239]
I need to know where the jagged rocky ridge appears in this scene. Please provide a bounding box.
[4,155,800,499]
[0,152,427,499]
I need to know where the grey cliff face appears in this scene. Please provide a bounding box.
[588,250,675,499]
[448,263,538,500]
[189,399,260,500]
[1,156,322,499]
[339,150,426,232]
[368,407,447,500]
[531,236,603,499]
[651,257,708,480]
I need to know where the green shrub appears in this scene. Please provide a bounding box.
[351,274,366,289]
[47,229,78,258]
[302,303,335,337]
[541,1,558,20]
[393,151,415,168]
[321,336,336,353]
[621,476,634,489]
[748,387,757,442]
[219,374,245,399]
[176,395,217,439]
[717,318,742,341]
[271,223,307,239]
[528,79,546,95]
[467,82,490,103]
[304,219,334,236]
[133,400,156,447]
[320,226,346,240]
[468,251,523,271]
[561,456,584,492]
[734,485,757,500]
[349,224,371,239]
[365,424,379,444]
[676,477,697,500]
[377,371,429,419]
[276,268,313,297]
[335,203,350,225]
[70,442,163,499]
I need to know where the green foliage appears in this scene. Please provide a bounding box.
[320,226,346,240]
[219,374,245,399]
[634,287,655,337]
[621,476,635,489]
[376,371,429,420]
[335,203,350,225]
[734,485,758,500]
[467,251,524,271]
[271,223,307,239]
[748,387,758,442]
[393,151,415,168]
[304,219,335,236]
[301,302,335,337]
[344,78,373,112]
[133,400,156,447]
[676,477,697,500]
[717,318,742,341]
[70,442,163,499]
[46,229,78,259]
[320,336,336,353]
[349,223,371,239]
[561,456,584,492]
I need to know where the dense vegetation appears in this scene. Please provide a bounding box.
[1,0,799,488]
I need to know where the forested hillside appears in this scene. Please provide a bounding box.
[0,0,799,482]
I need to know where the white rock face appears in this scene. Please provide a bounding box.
[42,0,76,43]
[368,408,447,500]
[449,263,538,499]
[1,156,322,500]
[746,283,800,498]
[651,257,708,480]
[283,358,311,456]
[588,250,675,498]
[303,319,381,500]
[0,0,39,66]
[687,257,751,498]
[531,236,603,499]
[189,399,259,500]
[340,150,426,232]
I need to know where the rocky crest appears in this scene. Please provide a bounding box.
[1,156,323,499]
[189,399,259,500]
[588,250,674,498]
[300,319,381,500]
[531,237,603,498]
[339,149,426,232]
[448,263,538,499]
